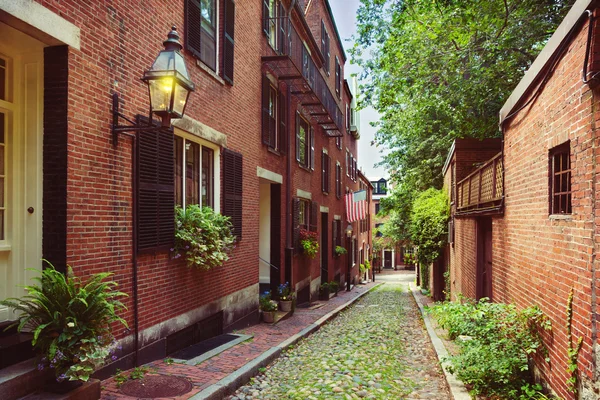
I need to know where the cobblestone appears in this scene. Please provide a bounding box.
[227,282,451,399]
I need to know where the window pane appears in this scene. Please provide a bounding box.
[201,0,215,26]
[0,177,3,207]
[174,136,183,206]
[202,146,214,208]
[0,210,3,240]
[186,141,200,205]
[298,123,306,165]
[0,58,5,101]
[299,201,306,226]
[0,113,4,143]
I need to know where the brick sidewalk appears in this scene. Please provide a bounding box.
[101,282,377,400]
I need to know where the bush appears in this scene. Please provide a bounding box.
[410,188,449,265]
[427,298,551,399]
[174,205,235,270]
[0,263,127,382]
[328,281,339,294]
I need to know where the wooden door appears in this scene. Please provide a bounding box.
[477,218,493,300]
[384,250,392,268]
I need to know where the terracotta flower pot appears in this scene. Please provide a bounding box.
[262,311,275,323]
[279,300,292,312]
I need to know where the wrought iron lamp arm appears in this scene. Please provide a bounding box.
[112,93,165,146]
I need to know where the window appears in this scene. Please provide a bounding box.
[264,0,278,48]
[321,21,330,75]
[375,223,383,237]
[261,75,287,153]
[346,151,350,177]
[0,58,5,101]
[293,198,317,253]
[336,162,342,198]
[346,104,350,132]
[549,142,571,214]
[299,199,309,230]
[186,0,236,83]
[335,57,341,97]
[322,151,330,194]
[174,136,216,209]
[336,135,341,150]
[0,112,5,240]
[375,202,380,215]
[296,114,313,169]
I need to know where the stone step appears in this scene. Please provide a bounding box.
[0,332,34,370]
[0,358,52,400]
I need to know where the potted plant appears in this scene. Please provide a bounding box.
[328,280,339,297]
[300,229,319,258]
[0,263,127,393]
[359,263,366,283]
[319,282,330,301]
[334,246,347,257]
[173,205,235,270]
[277,283,294,312]
[259,292,278,323]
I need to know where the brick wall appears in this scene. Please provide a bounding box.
[28,0,363,353]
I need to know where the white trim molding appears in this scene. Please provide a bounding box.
[297,189,312,200]
[320,206,329,213]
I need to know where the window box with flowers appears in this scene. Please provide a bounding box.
[334,245,347,257]
[300,229,319,258]
[0,262,127,392]
[173,205,235,270]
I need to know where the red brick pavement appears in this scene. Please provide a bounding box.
[101,282,377,400]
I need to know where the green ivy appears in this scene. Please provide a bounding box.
[0,262,127,383]
[427,297,551,399]
[410,188,449,265]
[174,205,235,270]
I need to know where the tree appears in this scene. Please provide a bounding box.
[352,0,573,191]
[410,188,449,265]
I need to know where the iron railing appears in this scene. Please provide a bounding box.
[263,16,344,135]
[456,152,503,212]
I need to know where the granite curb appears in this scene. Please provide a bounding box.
[409,284,471,400]
[190,283,384,400]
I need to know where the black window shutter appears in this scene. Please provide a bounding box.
[261,75,271,145]
[310,127,315,170]
[295,114,301,162]
[321,152,326,192]
[136,121,174,253]
[332,219,338,256]
[185,0,202,59]
[292,197,300,254]
[278,90,287,154]
[262,0,270,36]
[310,201,318,232]
[223,149,243,239]
[223,0,235,85]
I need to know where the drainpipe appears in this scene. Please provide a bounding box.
[284,0,297,285]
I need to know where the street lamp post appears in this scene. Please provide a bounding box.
[345,223,353,292]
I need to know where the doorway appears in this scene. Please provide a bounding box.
[259,182,281,295]
[476,217,493,300]
[383,250,392,269]
[320,212,328,284]
[0,23,44,323]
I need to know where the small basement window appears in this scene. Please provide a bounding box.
[549,142,571,215]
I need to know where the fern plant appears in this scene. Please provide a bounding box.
[0,262,127,382]
[173,205,235,270]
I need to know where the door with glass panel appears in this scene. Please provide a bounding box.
[0,25,44,323]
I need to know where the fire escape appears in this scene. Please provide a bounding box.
[262,15,345,137]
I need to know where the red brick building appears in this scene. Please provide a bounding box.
[0,0,368,377]
[443,1,600,397]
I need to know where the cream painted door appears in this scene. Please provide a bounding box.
[0,23,44,322]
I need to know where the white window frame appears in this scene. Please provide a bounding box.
[174,128,221,213]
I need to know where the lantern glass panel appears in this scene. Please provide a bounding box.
[149,78,175,113]
[173,82,188,116]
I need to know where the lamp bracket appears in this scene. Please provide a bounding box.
[112,93,166,146]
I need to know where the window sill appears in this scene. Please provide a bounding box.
[267,147,281,156]
[0,244,10,252]
[196,60,226,86]
[549,214,573,221]
[298,164,312,172]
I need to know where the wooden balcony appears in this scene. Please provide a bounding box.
[456,152,503,215]
[262,16,344,137]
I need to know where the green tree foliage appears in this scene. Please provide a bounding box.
[410,188,449,264]
[352,0,573,190]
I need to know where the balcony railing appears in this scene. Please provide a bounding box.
[456,152,503,213]
[262,16,344,137]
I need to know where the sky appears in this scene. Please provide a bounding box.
[328,0,388,180]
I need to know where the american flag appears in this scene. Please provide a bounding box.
[345,190,367,223]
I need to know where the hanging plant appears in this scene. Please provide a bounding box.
[173,205,235,270]
[335,245,347,256]
[300,229,319,259]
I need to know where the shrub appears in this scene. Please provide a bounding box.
[174,205,235,270]
[328,281,340,294]
[427,298,551,399]
[300,229,319,258]
[259,292,278,312]
[0,263,127,382]
[335,246,347,256]
[410,188,449,265]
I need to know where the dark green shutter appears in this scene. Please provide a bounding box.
[292,197,300,254]
[262,75,271,145]
[223,149,243,239]
[136,119,174,253]
[278,90,287,154]
[185,0,202,59]
[310,201,318,232]
[223,0,235,84]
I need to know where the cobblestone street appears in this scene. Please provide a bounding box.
[228,275,451,400]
